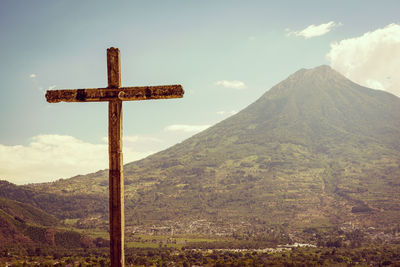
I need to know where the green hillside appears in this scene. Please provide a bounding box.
[0,196,55,248]
[0,180,107,220]
[22,65,400,235]
[0,183,106,250]
[0,197,58,227]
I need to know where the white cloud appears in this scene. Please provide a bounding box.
[0,135,153,185]
[216,110,237,116]
[101,135,163,144]
[124,135,162,143]
[29,74,36,78]
[287,21,341,39]
[164,124,211,133]
[215,80,247,90]
[365,79,385,91]
[102,135,163,155]
[327,23,400,96]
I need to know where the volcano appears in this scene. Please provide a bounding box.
[18,65,400,233]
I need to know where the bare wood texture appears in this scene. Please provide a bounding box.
[45,47,184,267]
[46,85,184,103]
[109,100,124,267]
[107,47,121,88]
[107,47,124,267]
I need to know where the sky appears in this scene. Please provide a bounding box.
[0,0,399,184]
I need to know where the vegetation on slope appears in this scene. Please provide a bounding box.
[16,66,400,235]
[0,195,107,250]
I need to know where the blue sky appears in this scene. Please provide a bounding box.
[1,0,399,184]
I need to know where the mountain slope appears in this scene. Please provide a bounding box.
[0,189,105,249]
[26,65,400,232]
[0,196,58,227]
[0,180,107,220]
[0,196,57,248]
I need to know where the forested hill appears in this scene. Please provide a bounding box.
[21,65,400,233]
[0,180,108,249]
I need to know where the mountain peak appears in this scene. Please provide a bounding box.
[264,65,351,99]
[295,64,331,73]
[289,65,346,82]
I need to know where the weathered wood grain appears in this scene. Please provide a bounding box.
[107,47,121,89]
[109,100,124,267]
[45,47,184,267]
[45,85,184,103]
[107,48,125,267]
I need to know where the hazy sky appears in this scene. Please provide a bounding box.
[1,1,399,184]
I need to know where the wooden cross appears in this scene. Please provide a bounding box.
[46,47,184,267]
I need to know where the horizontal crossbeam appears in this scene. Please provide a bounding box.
[46,85,184,103]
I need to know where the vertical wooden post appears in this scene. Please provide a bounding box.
[46,47,183,266]
[107,47,125,267]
